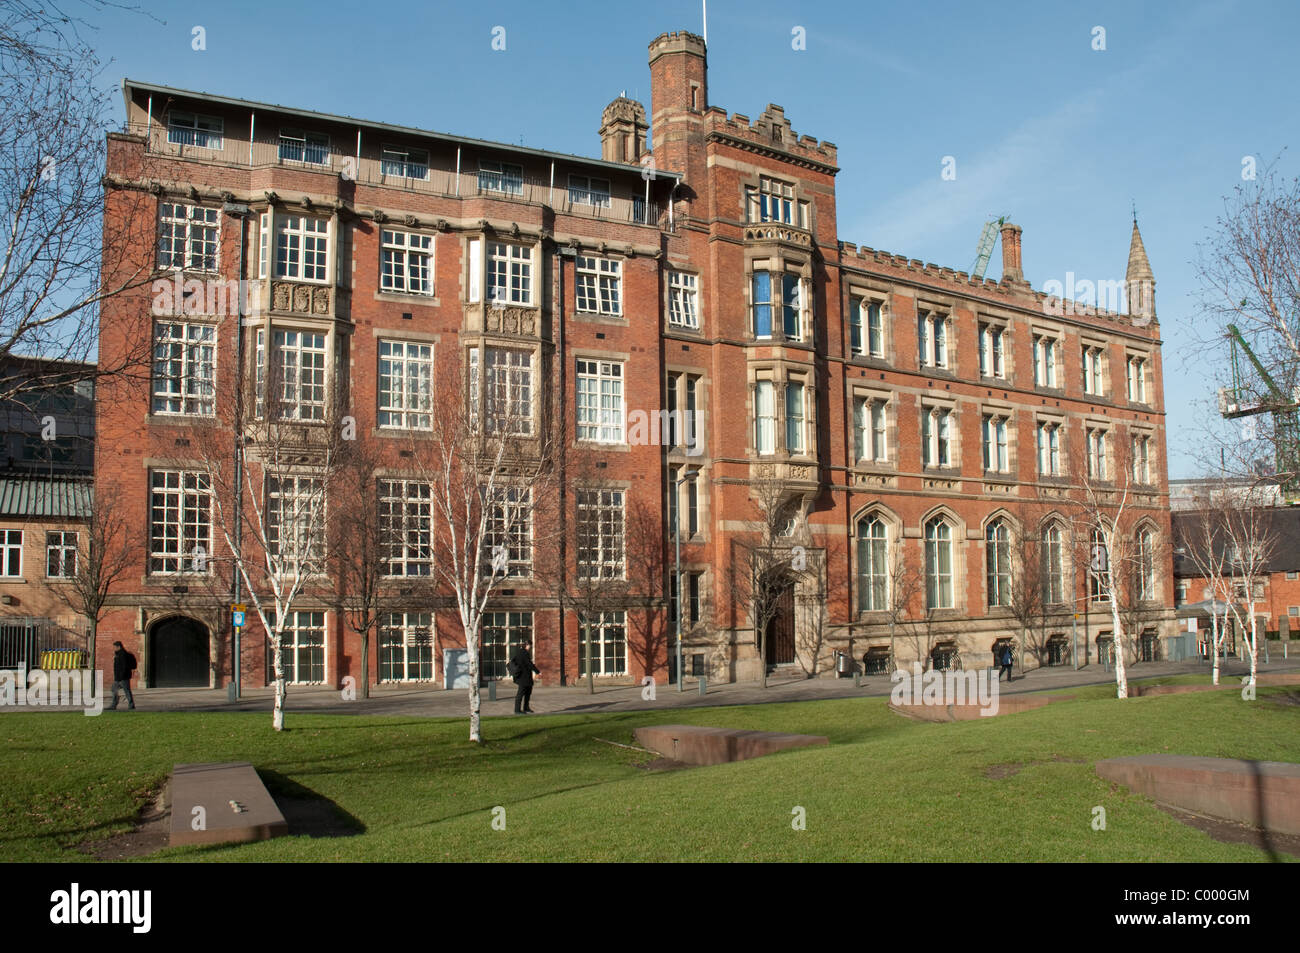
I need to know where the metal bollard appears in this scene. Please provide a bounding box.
[854,672,861,688]
[227,682,237,703]
[489,679,497,702]
[698,676,707,696]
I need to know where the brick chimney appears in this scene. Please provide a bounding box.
[599,96,648,164]
[1000,223,1024,283]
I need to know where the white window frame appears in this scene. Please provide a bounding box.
[1033,334,1059,388]
[46,530,78,579]
[380,145,430,180]
[1127,355,1148,403]
[1087,427,1110,480]
[279,128,329,165]
[486,241,533,305]
[576,488,626,581]
[568,174,611,208]
[378,339,433,430]
[1083,345,1106,396]
[272,610,327,685]
[380,229,434,296]
[257,327,329,421]
[853,395,888,463]
[978,323,1006,379]
[274,215,330,283]
[668,271,700,329]
[785,381,807,454]
[379,612,436,682]
[922,406,953,467]
[1132,432,1152,484]
[478,159,524,195]
[857,516,889,612]
[379,479,433,578]
[267,473,327,574]
[469,346,534,436]
[152,320,216,417]
[925,518,954,609]
[148,470,211,575]
[1,529,22,578]
[1037,420,1061,476]
[576,358,625,444]
[918,311,949,369]
[982,413,1010,473]
[754,380,776,454]
[986,519,1012,607]
[579,609,627,677]
[480,611,532,680]
[575,256,622,315]
[482,485,532,578]
[166,110,223,149]
[158,202,220,272]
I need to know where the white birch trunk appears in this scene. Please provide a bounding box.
[1211,608,1221,685]
[1109,593,1128,699]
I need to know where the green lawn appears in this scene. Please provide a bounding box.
[2,680,1297,862]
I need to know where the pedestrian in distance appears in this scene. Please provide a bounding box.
[108,640,137,710]
[999,644,1014,683]
[509,640,539,714]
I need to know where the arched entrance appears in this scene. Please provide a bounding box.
[765,578,796,666]
[149,616,210,687]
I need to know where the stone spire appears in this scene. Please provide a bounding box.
[1126,218,1156,324]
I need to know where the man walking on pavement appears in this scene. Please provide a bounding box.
[510,639,539,714]
[108,640,137,710]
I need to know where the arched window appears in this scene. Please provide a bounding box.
[925,517,953,609]
[986,519,1011,607]
[857,516,888,612]
[1088,528,1110,600]
[1043,523,1065,604]
[1137,527,1155,600]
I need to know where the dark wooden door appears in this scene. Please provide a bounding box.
[149,617,209,687]
[766,581,796,665]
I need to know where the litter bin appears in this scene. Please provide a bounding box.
[836,651,855,678]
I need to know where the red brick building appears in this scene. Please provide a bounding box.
[95,29,1174,689]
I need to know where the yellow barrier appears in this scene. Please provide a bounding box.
[39,650,86,670]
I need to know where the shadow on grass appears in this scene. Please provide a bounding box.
[256,769,365,839]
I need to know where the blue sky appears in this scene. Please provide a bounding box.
[81,0,1300,477]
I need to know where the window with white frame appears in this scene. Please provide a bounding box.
[480,611,532,679]
[785,382,807,453]
[751,271,802,340]
[256,329,328,421]
[152,321,215,416]
[380,230,434,295]
[1083,345,1106,396]
[274,215,329,282]
[486,241,532,305]
[668,271,699,329]
[576,488,625,580]
[271,610,326,684]
[754,380,776,454]
[1087,427,1109,479]
[166,110,223,149]
[1,529,21,577]
[1036,420,1061,476]
[267,474,326,573]
[1132,432,1152,484]
[158,203,219,271]
[1137,527,1156,600]
[381,145,429,180]
[576,359,624,443]
[978,323,1006,378]
[1043,523,1065,604]
[986,519,1011,607]
[922,406,953,467]
[469,346,533,435]
[668,464,701,537]
[379,612,435,682]
[478,159,523,195]
[849,298,884,358]
[568,174,611,208]
[379,479,432,577]
[579,610,627,677]
[982,413,1010,472]
[378,340,433,429]
[925,517,954,609]
[665,372,704,452]
[853,395,888,463]
[857,516,889,612]
[917,311,949,368]
[747,176,799,225]
[279,129,329,165]
[482,486,531,577]
[576,256,622,315]
[149,470,211,574]
[1033,334,1059,388]
[669,570,704,631]
[1089,529,1110,600]
[46,531,77,578]
[1127,355,1148,403]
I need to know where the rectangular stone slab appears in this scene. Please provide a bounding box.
[169,762,288,847]
[1096,754,1300,835]
[634,724,827,765]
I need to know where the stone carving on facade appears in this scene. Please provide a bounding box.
[485,306,538,336]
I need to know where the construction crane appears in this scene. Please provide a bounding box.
[970,216,1008,280]
[1218,322,1300,498]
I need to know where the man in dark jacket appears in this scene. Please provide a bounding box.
[510,640,539,714]
[108,641,137,710]
[999,644,1014,683]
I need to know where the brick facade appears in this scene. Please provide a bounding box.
[94,29,1174,690]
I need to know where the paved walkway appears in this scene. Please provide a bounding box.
[15,655,1292,719]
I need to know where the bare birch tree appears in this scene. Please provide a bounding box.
[50,478,131,663]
